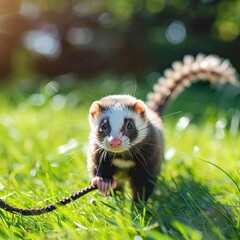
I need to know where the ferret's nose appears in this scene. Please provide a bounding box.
[109,138,122,148]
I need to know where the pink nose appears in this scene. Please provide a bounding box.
[109,138,122,148]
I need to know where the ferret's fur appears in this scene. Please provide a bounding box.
[87,54,238,202]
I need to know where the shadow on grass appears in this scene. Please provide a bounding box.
[138,176,239,240]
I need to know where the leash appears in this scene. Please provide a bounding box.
[0,185,97,216]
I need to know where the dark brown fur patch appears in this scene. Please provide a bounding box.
[122,118,138,142]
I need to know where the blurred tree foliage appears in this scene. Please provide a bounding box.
[0,0,239,83]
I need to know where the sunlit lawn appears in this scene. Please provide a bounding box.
[0,81,239,240]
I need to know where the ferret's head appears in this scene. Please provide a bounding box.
[89,95,148,153]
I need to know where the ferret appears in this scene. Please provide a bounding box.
[87,54,238,202]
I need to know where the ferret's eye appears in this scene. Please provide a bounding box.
[126,120,135,130]
[100,121,108,132]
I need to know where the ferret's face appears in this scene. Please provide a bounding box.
[89,95,148,153]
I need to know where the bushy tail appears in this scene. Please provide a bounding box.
[146,54,238,114]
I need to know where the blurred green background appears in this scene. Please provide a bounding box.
[0,0,239,120]
[0,3,239,238]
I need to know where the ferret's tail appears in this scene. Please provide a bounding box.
[146,54,238,115]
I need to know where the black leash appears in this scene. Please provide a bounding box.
[0,185,97,216]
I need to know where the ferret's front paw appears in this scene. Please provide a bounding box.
[91,177,117,195]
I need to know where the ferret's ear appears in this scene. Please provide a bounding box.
[90,101,101,119]
[133,100,146,117]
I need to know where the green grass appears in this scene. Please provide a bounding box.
[0,82,239,240]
